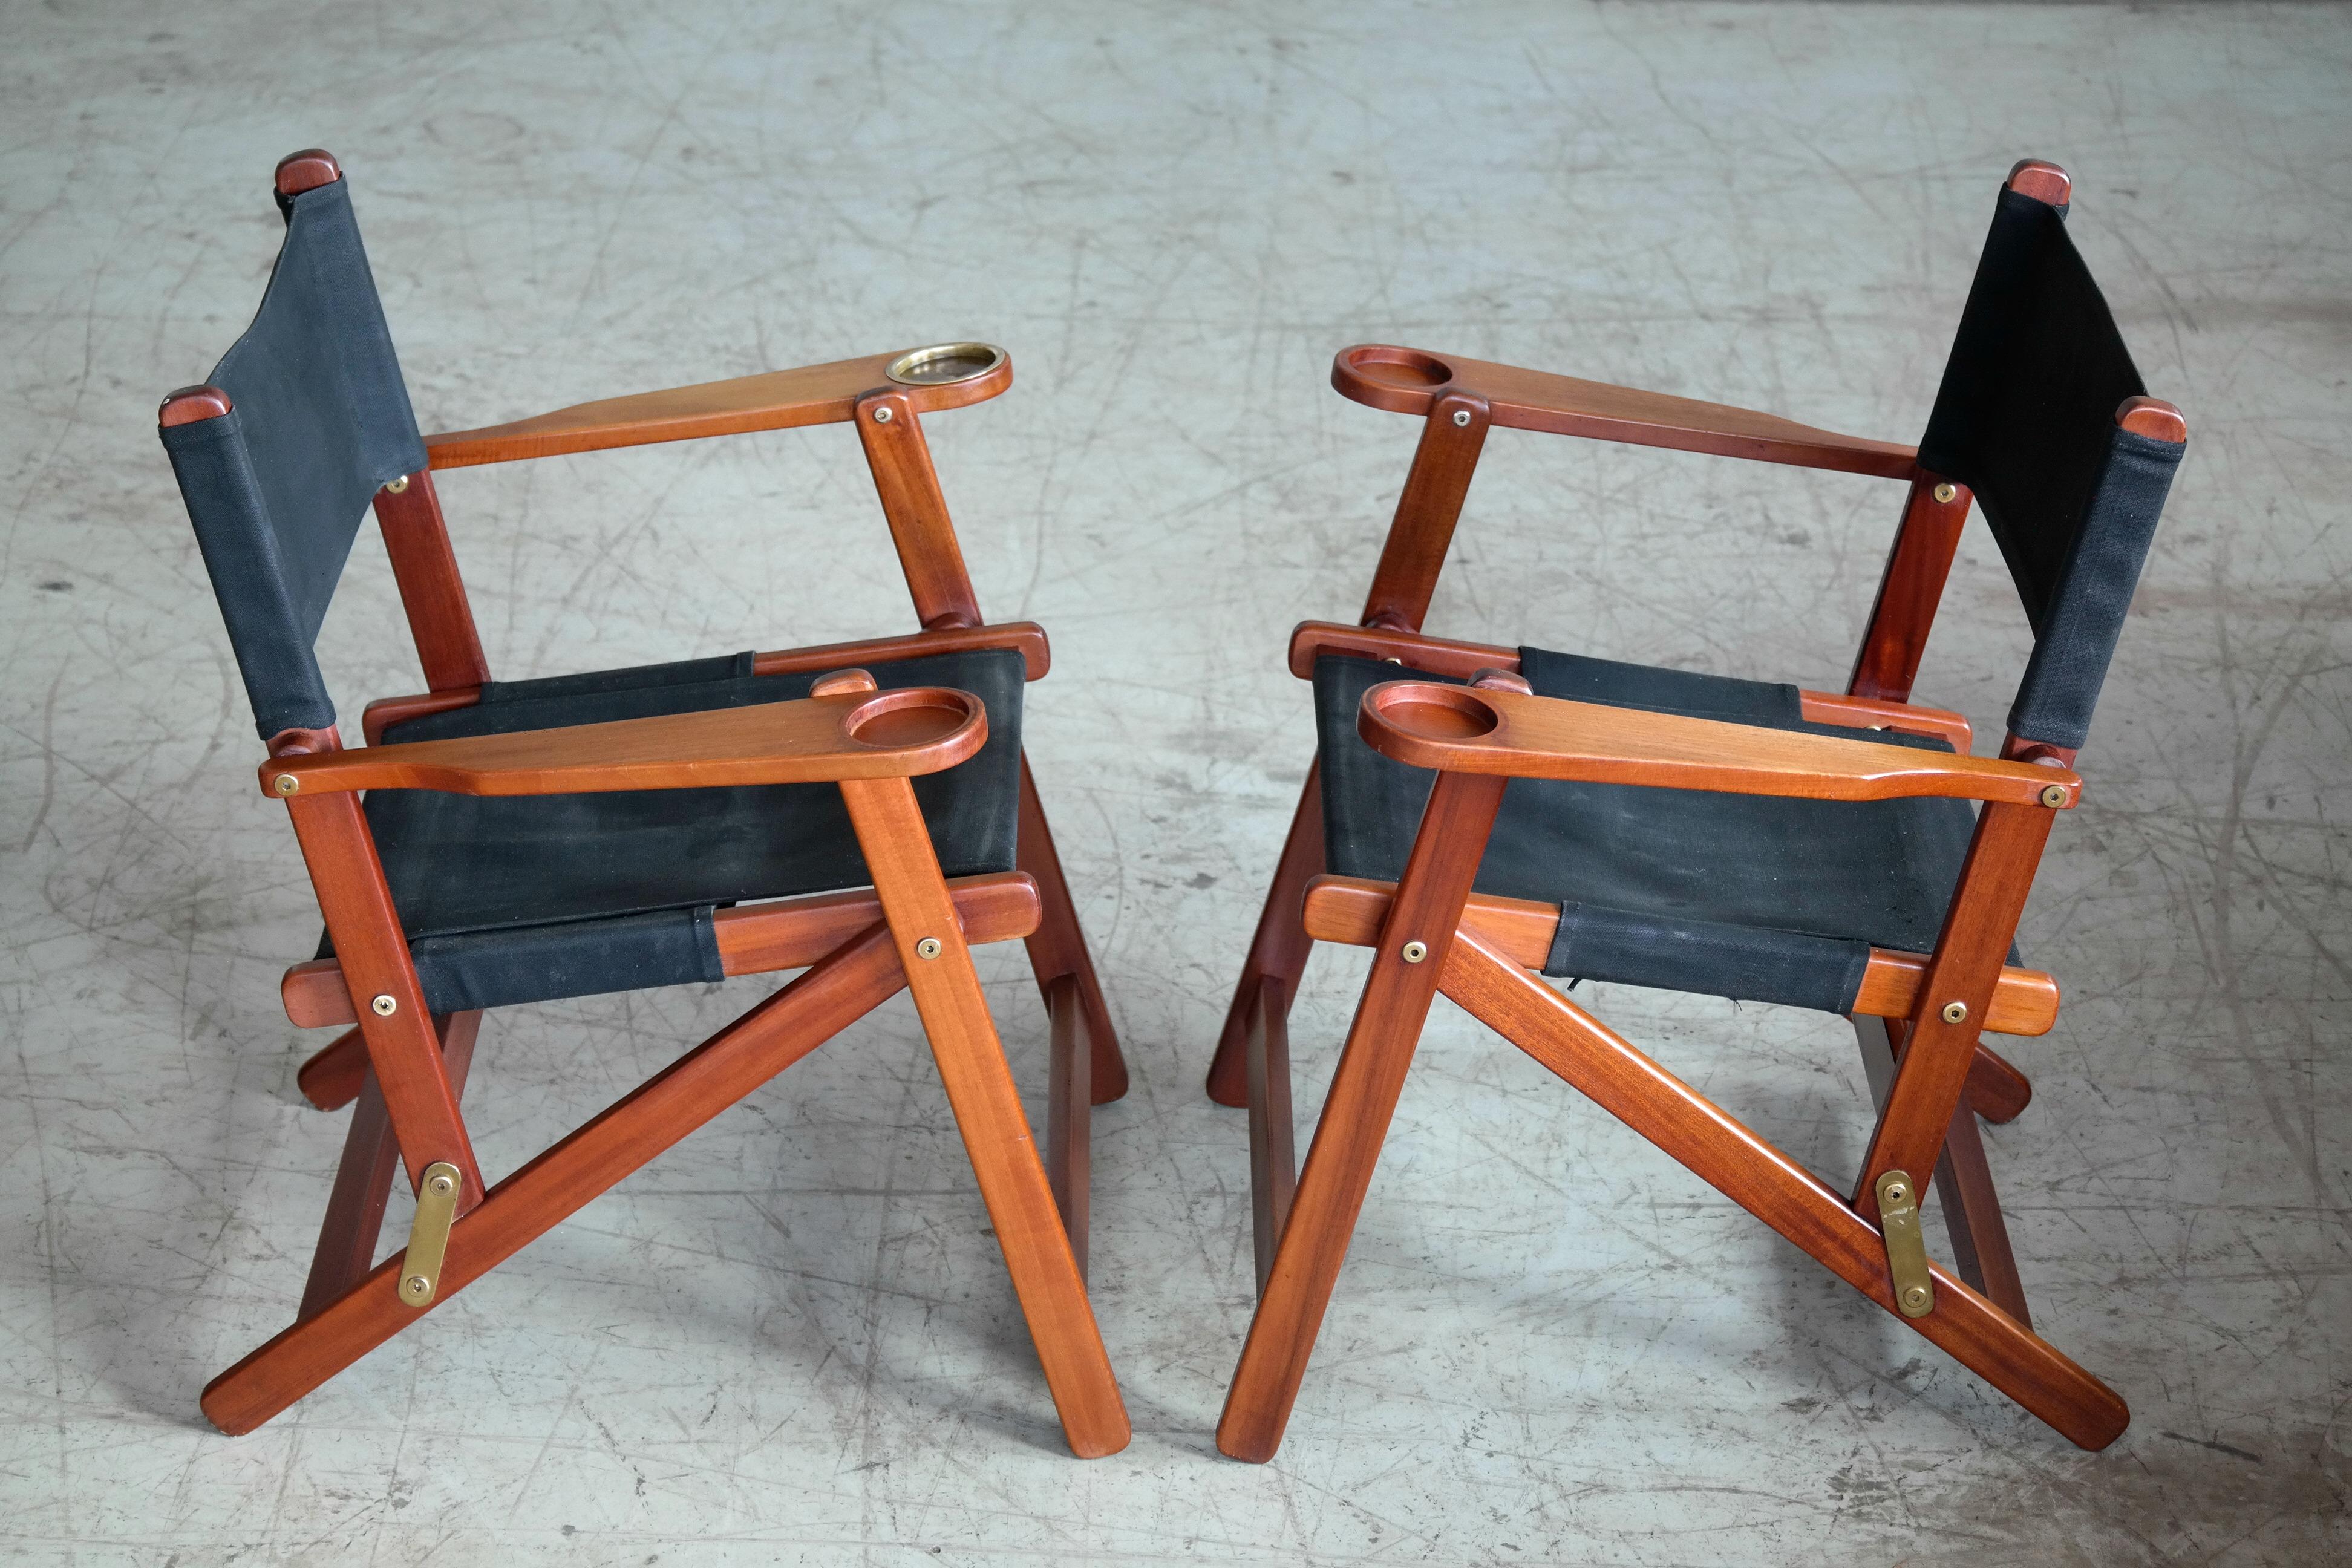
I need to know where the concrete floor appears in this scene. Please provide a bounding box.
[2,2,2345,1563]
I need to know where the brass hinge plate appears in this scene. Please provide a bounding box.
[398,1161,463,1309]
[1875,1169,1936,1319]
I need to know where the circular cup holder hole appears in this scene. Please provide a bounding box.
[886,342,1007,387]
[1343,345,1454,390]
[843,688,981,748]
[1370,684,1500,741]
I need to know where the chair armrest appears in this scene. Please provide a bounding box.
[262,685,986,799]
[1331,344,1920,480]
[424,343,1011,469]
[1358,680,2078,808]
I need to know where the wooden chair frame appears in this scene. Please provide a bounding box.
[172,151,1131,1456]
[1208,161,2183,1462]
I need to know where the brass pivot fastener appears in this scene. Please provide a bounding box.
[399,1162,463,1308]
[1932,481,1957,504]
[1874,1169,1936,1318]
[382,474,410,495]
[1400,940,1428,964]
[1940,1000,1968,1025]
[2040,783,2069,808]
[872,405,895,423]
[1451,408,1472,428]
[915,937,942,959]
[273,774,300,795]
[371,993,399,1017]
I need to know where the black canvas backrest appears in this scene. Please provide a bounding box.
[159,176,425,738]
[1917,185,2187,751]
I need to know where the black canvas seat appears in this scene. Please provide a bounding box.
[348,647,1027,1013]
[1313,647,1982,1016]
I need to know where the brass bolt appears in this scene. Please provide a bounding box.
[1451,408,1471,428]
[1941,1000,1968,1025]
[273,774,300,795]
[915,937,942,960]
[1401,940,1428,964]
[1881,1179,1909,1206]
[1901,1283,1933,1313]
[874,405,895,423]
[384,475,410,495]
[402,1273,431,1301]
[2040,783,2069,808]
[1932,482,1956,504]
[426,1169,456,1197]
[371,994,398,1017]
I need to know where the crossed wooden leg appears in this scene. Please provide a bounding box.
[1214,918,2127,1462]
[1207,762,1324,1107]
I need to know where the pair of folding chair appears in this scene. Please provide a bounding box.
[162,151,2181,1463]
[1204,158,2186,1459]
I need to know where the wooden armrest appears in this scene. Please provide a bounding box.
[1287,622,1977,754]
[1358,680,2078,808]
[424,343,1012,469]
[263,684,985,799]
[1330,344,1919,480]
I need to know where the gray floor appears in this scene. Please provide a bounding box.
[2,3,2345,1563]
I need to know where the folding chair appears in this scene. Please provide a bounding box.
[160,150,1130,1456]
[1205,159,2186,1461]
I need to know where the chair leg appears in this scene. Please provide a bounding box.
[844,773,1131,1459]
[1968,1042,2034,1123]
[1217,771,1505,1463]
[1207,760,1324,1107]
[204,929,905,1436]
[1045,975,1090,1280]
[1855,1017,2031,1325]
[297,1026,370,1111]
[1016,752,1128,1104]
[1244,976,1298,1295]
[1450,932,2123,1449]
[299,1011,480,1320]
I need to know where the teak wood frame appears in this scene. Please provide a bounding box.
[172,151,1132,1456]
[1207,160,2167,1462]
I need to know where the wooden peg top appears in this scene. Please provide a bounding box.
[159,384,233,427]
[274,149,342,198]
[2005,158,2071,207]
[2116,395,2187,443]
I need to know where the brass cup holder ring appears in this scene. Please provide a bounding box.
[885,342,1007,387]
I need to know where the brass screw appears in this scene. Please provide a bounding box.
[874,405,895,423]
[1882,1179,1909,1206]
[915,937,942,959]
[1401,941,1428,964]
[1941,1001,1968,1025]
[402,1273,431,1301]
[1901,1283,1933,1313]
[426,1169,456,1197]
[384,475,410,495]
[273,774,299,795]
[2040,783,2069,808]
[1932,482,1956,504]
[1451,408,1471,428]
[371,994,398,1017]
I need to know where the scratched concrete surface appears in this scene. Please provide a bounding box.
[2,2,2345,1563]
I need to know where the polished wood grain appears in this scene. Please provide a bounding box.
[1357,681,2079,807]
[2117,395,2188,443]
[1855,801,2055,1220]
[1298,875,2060,1037]
[1205,762,1325,1107]
[840,770,1130,1457]
[204,924,908,1436]
[264,687,986,799]
[422,348,1012,469]
[1440,928,2125,1449]
[854,388,985,630]
[1331,344,1919,480]
[160,385,233,427]
[1359,393,1491,632]
[299,1012,480,1320]
[1016,757,1129,1103]
[373,468,491,691]
[274,149,341,198]
[1798,690,1973,753]
[297,1026,371,1106]
[1244,976,1296,1295]
[1217,771,1509,1463]
[2005,158,2072,207]
[283,786,485,1209]
[1045,976,1091,1279]
[1849,475,1973,703]
[1967,1044,2034,1123]
[358,622,1056,746]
